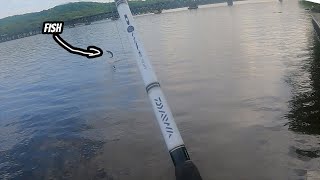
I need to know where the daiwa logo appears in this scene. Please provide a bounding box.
[124,14,147,69]
[154,97,174,138]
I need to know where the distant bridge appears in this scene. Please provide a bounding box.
[64,1,184,26]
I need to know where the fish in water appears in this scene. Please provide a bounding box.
[106,50,113,58]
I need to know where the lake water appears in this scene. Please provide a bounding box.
[1,0,319,179]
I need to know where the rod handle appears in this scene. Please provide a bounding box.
[175,161,203,180]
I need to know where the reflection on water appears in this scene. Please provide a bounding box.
[0,136,105,179]
[285,34,320,161]
[286,35,320,135]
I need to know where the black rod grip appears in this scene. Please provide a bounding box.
[175,161,203,180]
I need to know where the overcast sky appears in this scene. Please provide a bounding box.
[1,0,111,19]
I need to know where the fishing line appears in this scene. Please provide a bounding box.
[108,18,128,70]
[115,19,126,56]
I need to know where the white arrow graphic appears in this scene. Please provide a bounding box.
[53,34,103,58]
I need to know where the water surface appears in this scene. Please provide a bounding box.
[1,0,319,179]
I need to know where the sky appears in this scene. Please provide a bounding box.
[0,0,111,19]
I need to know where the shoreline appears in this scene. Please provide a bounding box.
[0,1,237,44]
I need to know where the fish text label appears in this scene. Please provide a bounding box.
[42,22,64,34]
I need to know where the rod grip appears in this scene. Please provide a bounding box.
[175,161,203,180]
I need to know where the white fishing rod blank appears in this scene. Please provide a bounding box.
[114,1,202,179]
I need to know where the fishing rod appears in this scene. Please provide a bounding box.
[114,0,202,179]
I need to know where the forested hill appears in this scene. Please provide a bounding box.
[0,0,227,38]
[0,2,114,36]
